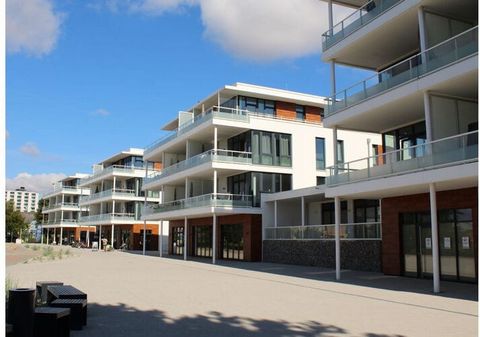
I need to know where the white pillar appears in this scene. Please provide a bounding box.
[59,227,63,246]
[330,60,336,96]
[274,201,278,228]
[213,170,218,195]
[429,183,440,293]
[301,197,305,227]
[418,6,427,53]
[111,224,115,249]
[424,92,433,142]
[212,214,217,264]
[159,222,163,257]
[46,229,49,245]
[54,227,56,244]
[99,224,102,250]
[334,196,341,280]
[328,0,333,34]
[184,216,188,261]
[214,127,218,152]
[86,227,90,247]
[113,176,117,191]
[333,127,338,175]
[143,163,149,256]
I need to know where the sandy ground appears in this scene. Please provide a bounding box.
[6,246,478,337]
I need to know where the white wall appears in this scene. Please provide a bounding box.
[307,201,322,225]
[277,199,302,227]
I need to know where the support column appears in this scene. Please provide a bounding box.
[159,222,163,257]
[429,183,440,293]
[213,170,218,200]
[54,228,56,245]
[60,227,63,246]
[111,224,115,249]
[301,197,305,227]
[86,227,90,247]
[214,127,218,152]
[212,214,217,264]
[328,0,333,34]
[99,225,102,250]
[41,228,44,244]
[334,196,341,281]
[330,60,336,97]
[418,6,427,53]
[333,127,338,175]
[274,200,278,228]
[424,92,433,142]
[184,217,188,261]
[46,229,49,245]
[113,176,117,191]
[143,163,149,256]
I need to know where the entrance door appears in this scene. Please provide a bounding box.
[401,214,418,277]
[221,224,244,260]
[172,226,184,255]
[418,213,433,278]
[194,225,212,257]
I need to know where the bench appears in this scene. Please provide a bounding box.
[47,285,87,304]
[50,299,87,330]
[34,307,70,337]
[36,281,64,305]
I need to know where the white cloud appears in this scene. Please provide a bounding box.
[20,142,41,157]
[6,0,64,56]
[92,108,111,116]
[199,0,353,61]
[7,172,67,195]
[94,0,196,15]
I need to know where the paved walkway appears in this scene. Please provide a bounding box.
[6,247,478,337]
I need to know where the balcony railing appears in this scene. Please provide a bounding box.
[264,222,381,240]
[78,213,136,223]
[327,131,478,186]
[79,165,146,186]
[42,219,80,226]
[79,188,136,204]
[44,202,80,210]
[326,26,478,117]
[144,193,253,215]
[144,150,252,185]
[145,106,250,155]
[322,0,402,50]
[43,185,84,198]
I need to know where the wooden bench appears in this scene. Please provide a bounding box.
[50,299,87,330]
[36,281,63,304]
[47,285,87,304]
[34,307,70,337]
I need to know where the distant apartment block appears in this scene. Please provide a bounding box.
[41,174,94,245]
[142,82,381,263]
[78,148,167,251]
[6,187,39,213]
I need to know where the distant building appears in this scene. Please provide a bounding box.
[5,187,39,213]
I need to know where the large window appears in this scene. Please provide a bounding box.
[321,201,347,224]
[229,130,292,167]
[239,96,276,115]
[337,140,345,165]
[383,121,426,160]
[315,137,325,170]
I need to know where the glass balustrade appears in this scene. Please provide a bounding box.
[264,223,381,240]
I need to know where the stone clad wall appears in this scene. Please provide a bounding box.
[263,240,382,272]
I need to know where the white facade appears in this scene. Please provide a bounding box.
[142,82,381,223]
[6,188,39,213]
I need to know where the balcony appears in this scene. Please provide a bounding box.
[145,150,252,186]
[43,202,81,211]
[144,193,253,215]
[43,186,84,198]
[327,131,478,186]
[79,188,136,204]
[79,165,146,186]
[145,106,250,156]
[322,0,402,51]
[42,219,80,226]
[264,222,381,240]
[78,213,136,224]
[326,27,478,117]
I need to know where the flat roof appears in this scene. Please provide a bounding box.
[96,148,144,166]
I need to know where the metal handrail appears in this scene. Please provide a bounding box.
[264,222,381,240]
[326,26,478,116]
[327,131,478,186]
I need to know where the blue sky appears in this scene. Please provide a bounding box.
[6,0,371,193]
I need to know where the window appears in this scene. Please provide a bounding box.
[321,201,347,224]
[296,105,305,121]
[239,96,276,115]
[315,138,326,170]
[316,177,326,185]
[239,130,291,167]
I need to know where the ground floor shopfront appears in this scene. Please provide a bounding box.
[382,187,478,283]
[169,214,262,262]
[94,223,160,251]
[43,226,96,246]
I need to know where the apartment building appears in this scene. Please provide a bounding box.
[6,187,39,213]
[320,0,478,291]
[142,82,381,263]
[41,174,94,245]
[78,148,166,251]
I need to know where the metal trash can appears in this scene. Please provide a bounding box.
[7,288,35,337]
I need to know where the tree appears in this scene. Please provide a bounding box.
[35,199,45,223]
[6,201,28,242]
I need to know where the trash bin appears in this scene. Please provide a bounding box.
[7,288,35,337]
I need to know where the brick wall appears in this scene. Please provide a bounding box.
[381,187,478,275]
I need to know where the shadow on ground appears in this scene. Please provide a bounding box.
[74,303,405,337]
[160,255,478,302]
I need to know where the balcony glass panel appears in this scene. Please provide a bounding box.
[264,223,381,240]
[326,27,478,116]
[327,131,478,186]
[322,0,402,51]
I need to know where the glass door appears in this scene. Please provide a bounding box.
[221,224,244,260]
[401,213,418,277]
[194,225,212,257]
[457,221,475,281]
[419,214,433,278]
